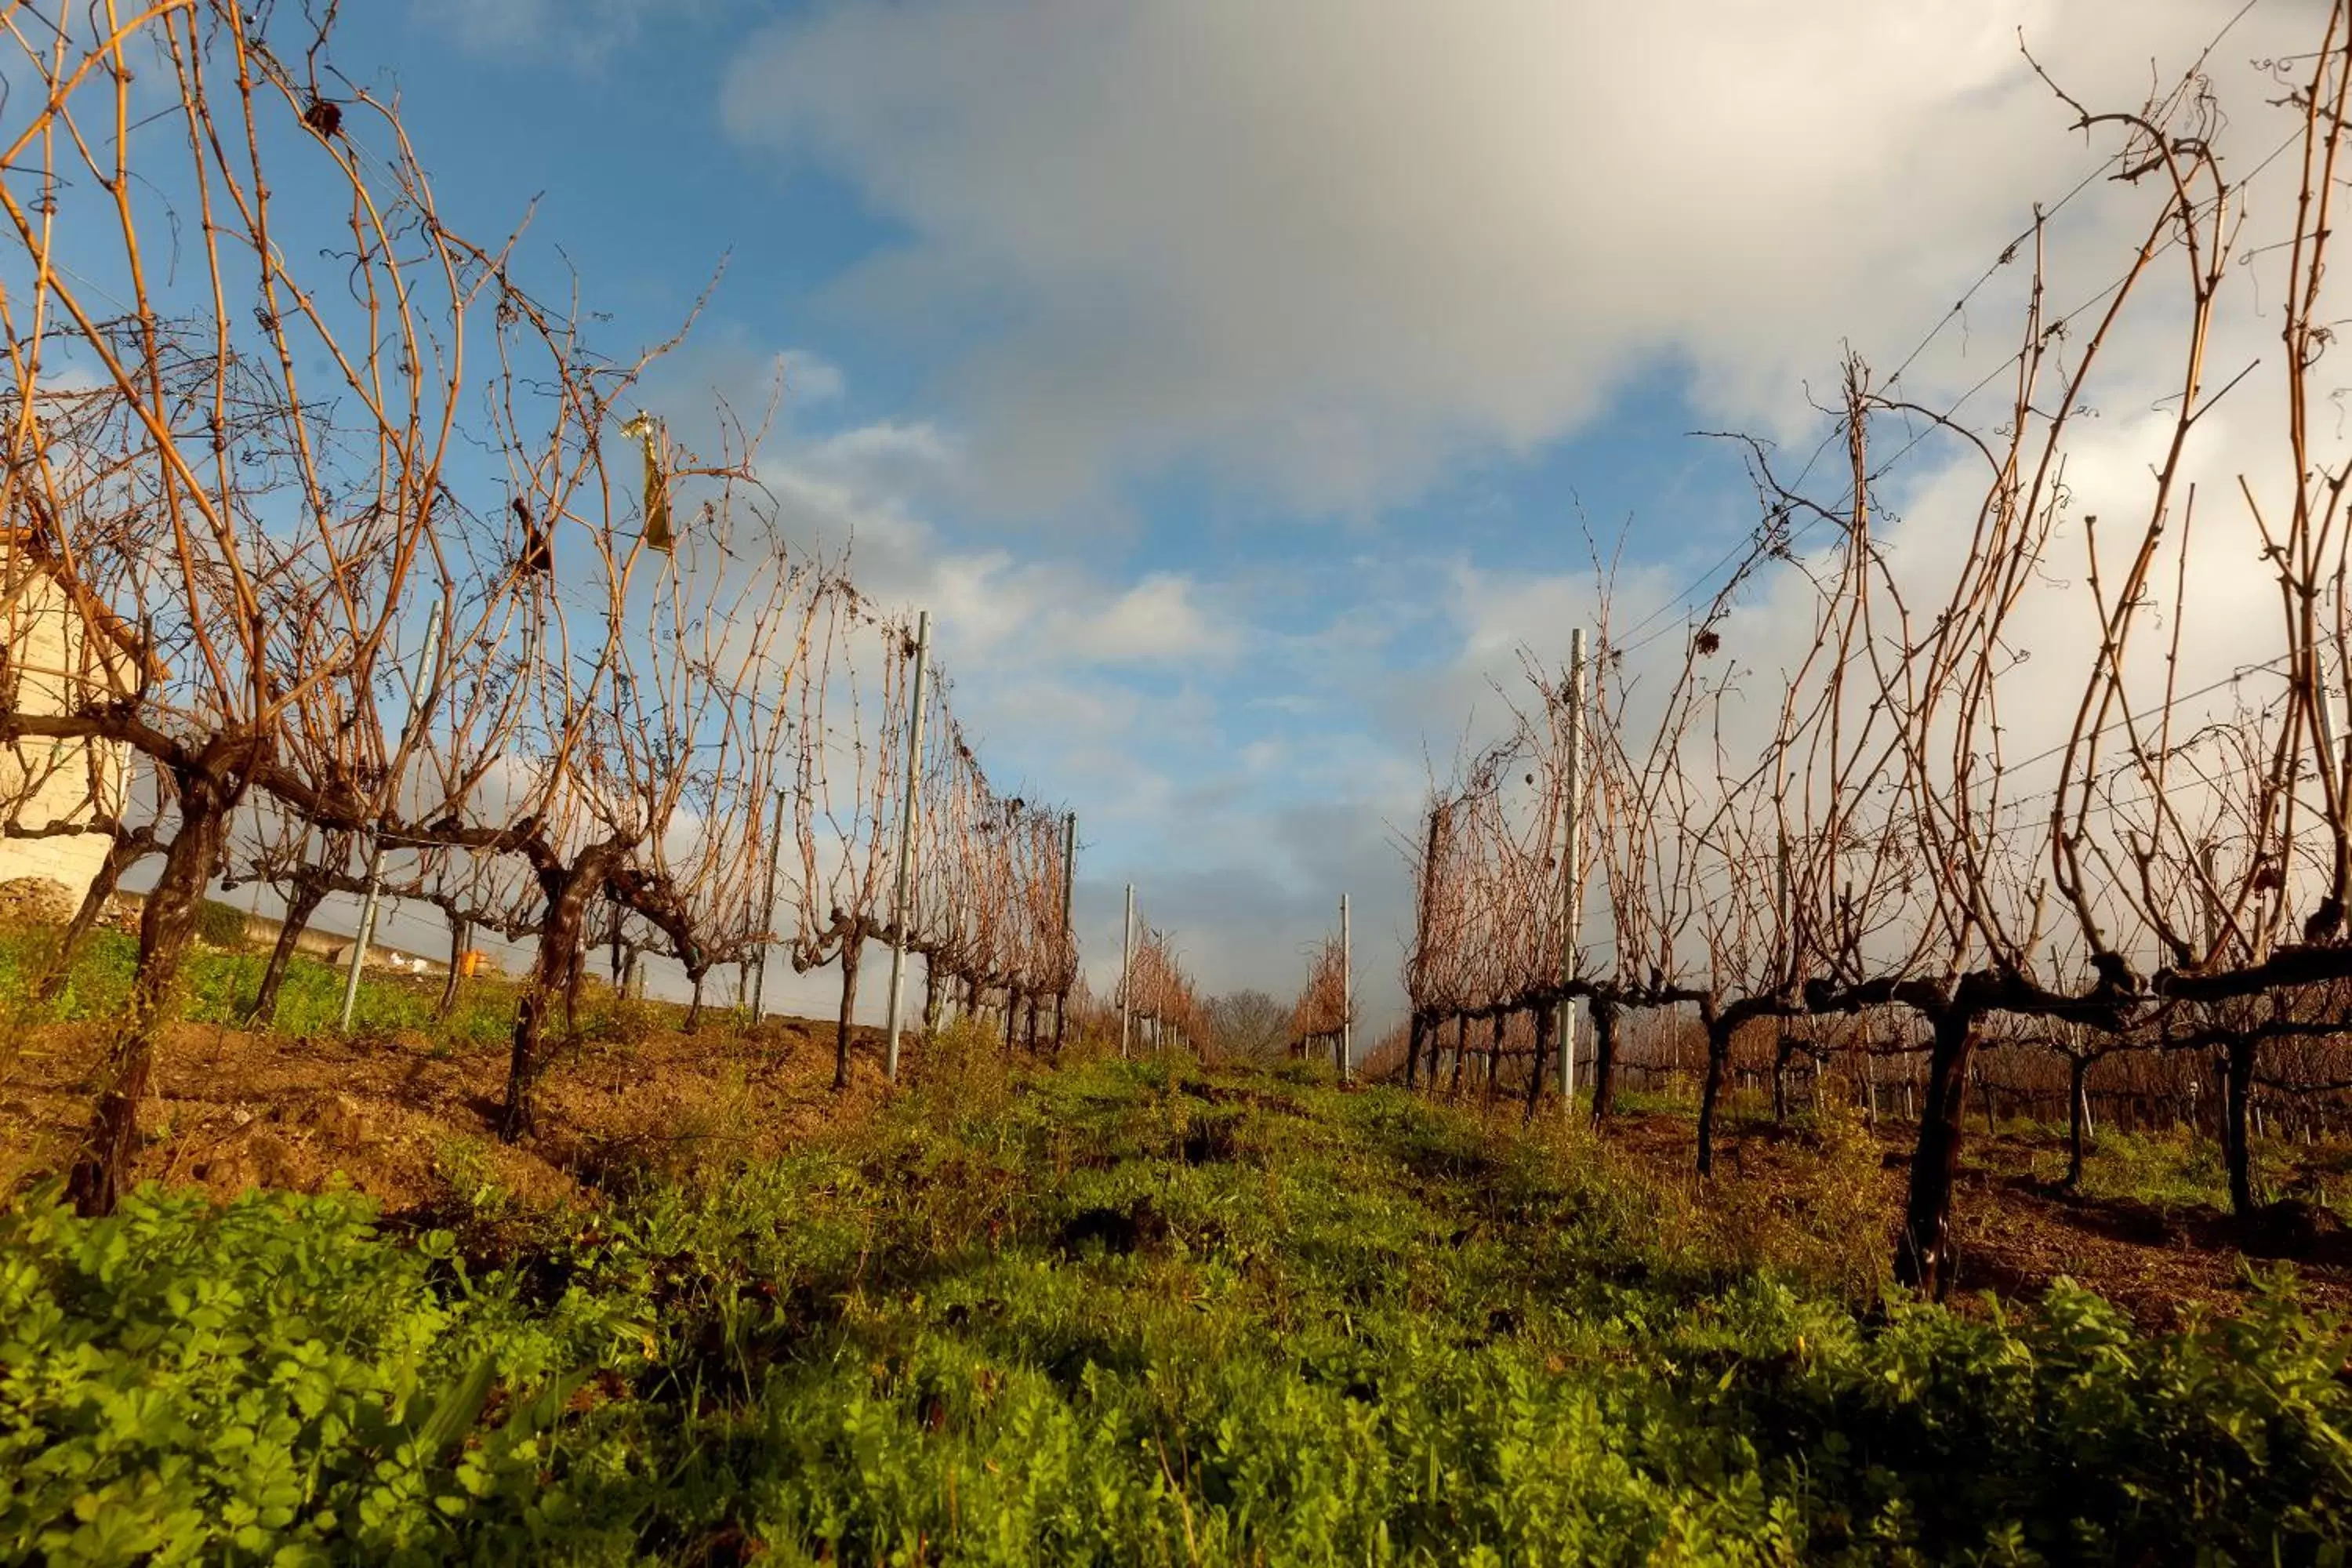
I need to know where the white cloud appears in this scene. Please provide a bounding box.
[780,349,846,408]
[718,0,2299,518]
[1054,575,1231,666]
[744,415,1251,899]
[411,0,643,67]
[752,424,1241,678]
[808,419,960,485]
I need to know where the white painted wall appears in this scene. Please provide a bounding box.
[1,564,128,904]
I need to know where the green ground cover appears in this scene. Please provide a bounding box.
[0,924,601,1055]
[3,1045,2349,1565]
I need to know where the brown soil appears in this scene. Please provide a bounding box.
[1,1011,898,1220]
[16,1003,2347,1332]
[1595,1106,2352,1329]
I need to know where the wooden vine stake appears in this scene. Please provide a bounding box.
[1120,884,1136,1058]
[884,610,932,1083]
[1055,812,1077,1051]
[1340,892,1353,1083]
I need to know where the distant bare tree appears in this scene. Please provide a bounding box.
[1210,989,1289,1062]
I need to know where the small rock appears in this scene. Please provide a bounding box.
[312,1093,376,1148]
[247,1132,294,1189]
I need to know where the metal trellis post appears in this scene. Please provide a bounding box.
[342,609,443,1033]
[1557,626,1584,1105]
[1339,892,1352,1083]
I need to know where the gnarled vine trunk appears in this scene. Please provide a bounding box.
[38,823,153,1004]
[1589,997,1620,1129]
[437,913,470,1021]
[834,929,865,1091]
[247,876,328,1029]
[2065,1053,2092,1189]
[1523,1000,1553,1123]
[564,931,590,1040]
[68,764,243,1216]
[1695,1010,1733,1178]
[1895,1004,1980,1296]
[502,846,622,1143]
[2222,1035,2258,1217]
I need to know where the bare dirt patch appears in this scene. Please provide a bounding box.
[2,1012,898,1217]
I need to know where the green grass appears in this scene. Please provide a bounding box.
[0,921,728,1058]
[1940,1113,2343,1217]
[2063,1126,2234,1209]
[1607,1084,1700,1119]
[1601,1074,2349,1222]
[0,925,520,1051]
[4,1053,2349,1564]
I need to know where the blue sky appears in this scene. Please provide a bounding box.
[292,0,2309,1029]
